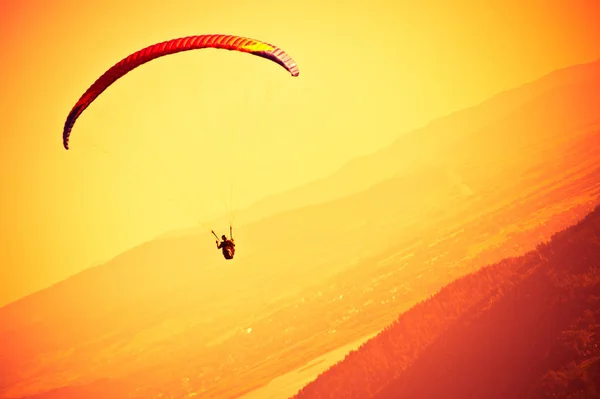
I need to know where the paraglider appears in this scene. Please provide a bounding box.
[213,229,235,260]
[61,34,299,259]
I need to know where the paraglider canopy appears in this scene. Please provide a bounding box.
[62,34,300,150]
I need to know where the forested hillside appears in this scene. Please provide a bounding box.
[293,204,600,399]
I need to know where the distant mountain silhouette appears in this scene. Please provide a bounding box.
[214,58,600,228]
[1,59,600,399]
[292,204,600,399]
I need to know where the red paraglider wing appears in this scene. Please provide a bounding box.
[63,34,299,149]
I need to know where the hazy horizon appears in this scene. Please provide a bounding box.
[2,0,600,306]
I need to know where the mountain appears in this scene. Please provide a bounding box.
[216,58,600,227]
[1,59,600,399]
[291,204,600,399]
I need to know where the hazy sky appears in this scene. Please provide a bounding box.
[1,0,599,306]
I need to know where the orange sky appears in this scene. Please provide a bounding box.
[1,0,599,306]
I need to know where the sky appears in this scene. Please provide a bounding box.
[1,0,599,307]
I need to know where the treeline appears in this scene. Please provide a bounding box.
[292,204,600,399]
